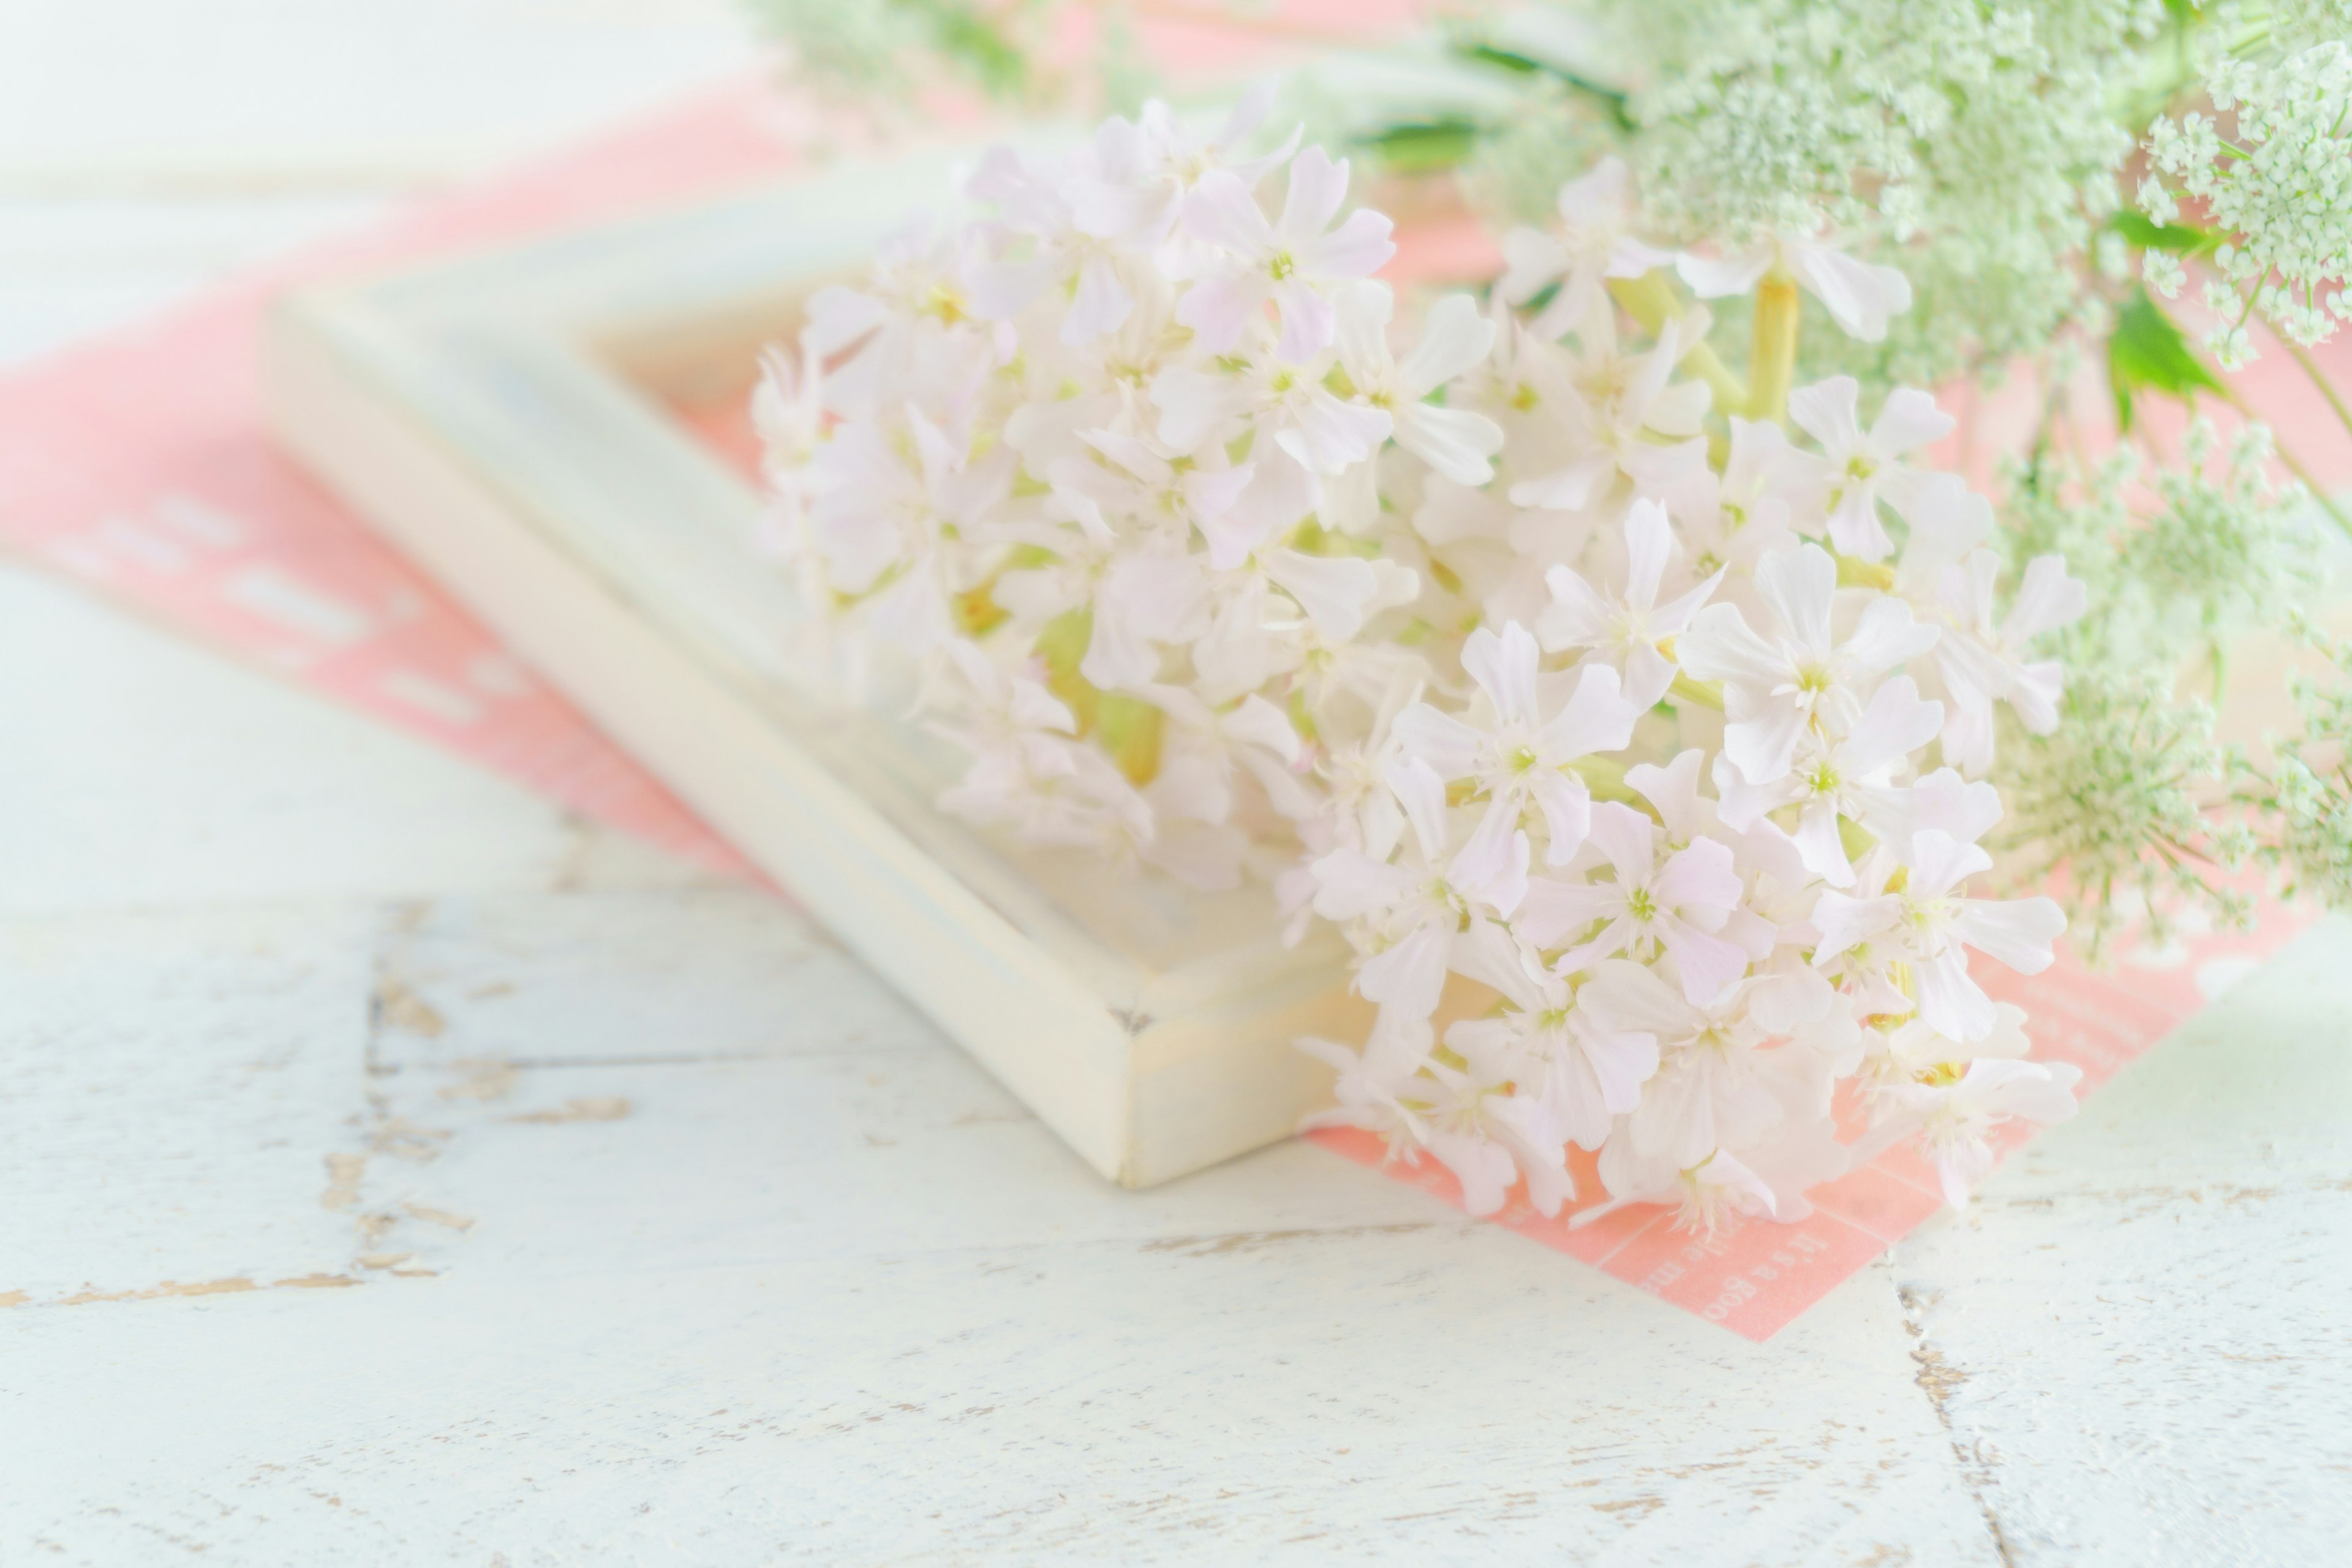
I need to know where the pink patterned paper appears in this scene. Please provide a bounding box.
[0,80,826,876]
[0,42,2338,1338]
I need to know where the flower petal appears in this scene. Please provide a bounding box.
[1182,169,1275,255]
[1462,623,1543,728]
[1787,375,1863,450]
[1273,274,1339,363]
[1676,245,1773,299]
[1393,702,1486,781]
[1676,601,1787,690]
[1526,767,1594,866]
[1789,240,1913,342]
[1062,252,1135,343]
[1358,918,1452,1022]
[1654,836,1741,917]
[1868,386,1954,458]
[1755,542,1838,653]
[1956,896,2065,975]
[1174,266,1269,355]
[1384,755,1452,864]
[1514,873,1616,948]
[1398,293,1498,393]
[1394,404,1503,486]
[1661,919,1750,1005]
[1276,145,1349,244]
[1300,208,1397,281]
[1536,662,1642,761]
[1264,548,1378,639]
[1838,676,1943,778]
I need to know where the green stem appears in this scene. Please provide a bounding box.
[1667,672,1725,711]
[1607,271,1747,415]
[1747,266,1801,424]
[2282,336,2352,443]
[1834,552,1897,591]
[2212,376,2352,543]
[1569,754,1646,806]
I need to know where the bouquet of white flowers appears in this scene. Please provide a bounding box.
[752,93,2118,1230]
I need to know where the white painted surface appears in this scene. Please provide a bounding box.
[0,5,2346,1561]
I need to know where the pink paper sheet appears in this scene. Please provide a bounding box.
[0,80,820,876]
[0,52,2335,1340]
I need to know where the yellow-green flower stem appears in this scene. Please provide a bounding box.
[1668,672,1725,711]
[1607,271,1747,415]
[1569,753,1645,805]
[1035,606,1166,786]
[1834,553,1896,590]
[2215,377,2352,543]
[2282,336,2352,445]
[1747,266,1801,425]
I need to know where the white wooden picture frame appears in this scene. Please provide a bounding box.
[260,140,1376,1189]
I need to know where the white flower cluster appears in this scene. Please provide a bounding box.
[2143,40,2352,368]
[756,105,2094,1231]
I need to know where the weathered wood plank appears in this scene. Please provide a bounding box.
[0,564,723,913]
[1891,918,2352,1566]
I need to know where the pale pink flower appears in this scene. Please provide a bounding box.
[1654,416,1808,578]
[1924,552,2087,774]
[1066,86,1300,247]
[1138,685,1319,822]
[801,220,990,420]
[1310,755,1529,1022]
[1516,803,1751,1005]
[1391,622,1643,880]
[1498,157,1678,339]
[960,146,1144,345]
[1579,959,1791,1169]
[1176,147,1396,361]
[1148,331,1391,478]
[807,407,1014,652]
[1596,1138,1786,1235]
[1537,499,1723,708]
[1333,284,1506,485]
[1810,827,2066,1042]
[1676,541,1941,785]
[1786,377,1956,560]
[1507,306,1712,511]
[932,643,1150,854]
[1886,1057,2083,1207]
[1713,675,1947,887]
[1445,919,1660,1154]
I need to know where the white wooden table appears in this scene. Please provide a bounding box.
[2,7,2348,1562]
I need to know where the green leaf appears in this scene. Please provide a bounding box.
[1453,42,1545,75]
[1356,119,1482,175]
[2108,287,2223,432]
[915,0,1032,103]
[1446,39,1636,130]
[2109,211,2222,257]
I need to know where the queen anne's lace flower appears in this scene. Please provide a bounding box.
[2144,41,2352,364]
[756,116,2090,1233]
